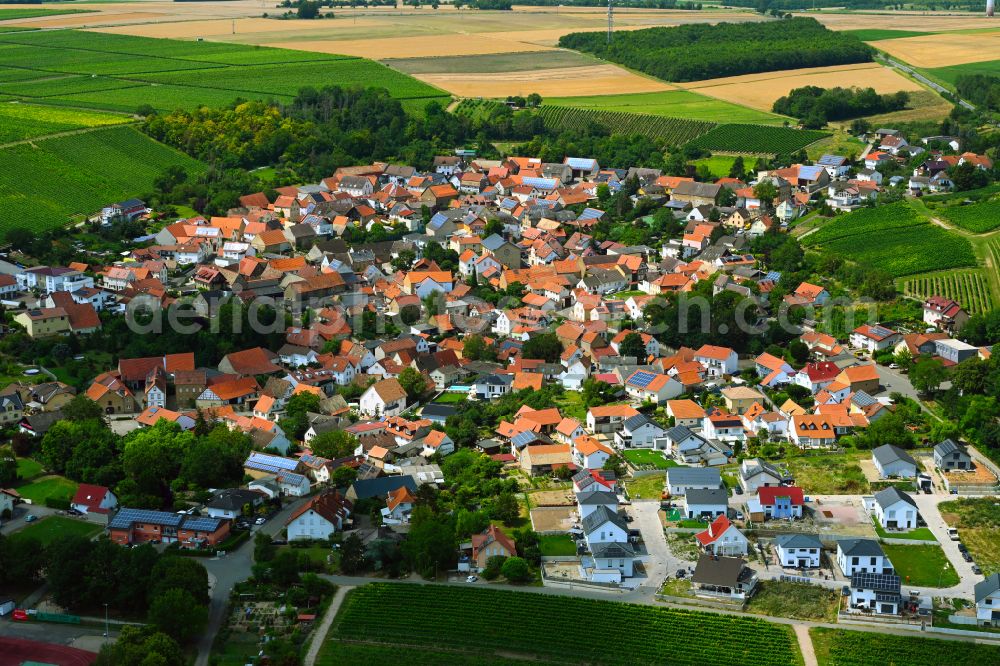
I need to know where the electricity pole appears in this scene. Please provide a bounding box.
[607,0,613,44]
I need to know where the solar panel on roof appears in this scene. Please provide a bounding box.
[110,508,183,529]
[870,325,894,338]
[183,516,222,531]
[629,371,657,389]
[852,571,900,591]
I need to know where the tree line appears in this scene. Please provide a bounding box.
[773,86,910,129]
[955,74,1000,115]
[557,18,873,83]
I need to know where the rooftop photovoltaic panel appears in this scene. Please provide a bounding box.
[851,571,900,592]
[628,371,657,388]
[110,508,183,529]
[870,325,894,338]
[182,517,223,532]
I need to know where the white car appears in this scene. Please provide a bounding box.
[255,517,266,525]
[466,575,478,583]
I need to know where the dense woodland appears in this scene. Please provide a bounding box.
[955,74,1000,115]
[557,18,873,83]
[773,86,910,128]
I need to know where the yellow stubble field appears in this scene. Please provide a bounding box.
[417,64,673,97]
[869,31,1000,68]
[682,62,926,111]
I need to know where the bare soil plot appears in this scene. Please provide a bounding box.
[530,506,575,532]
[683,63,923,112]
[530,489,576,507]
[418,63,670,98]
[871,31,1000,68]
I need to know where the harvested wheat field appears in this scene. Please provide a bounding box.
[871,31,1000,68]
[266,34,556,59]
[417,64,672,97]
[4,11,168,28]
[809,10,996,32]
[683,63,924,111]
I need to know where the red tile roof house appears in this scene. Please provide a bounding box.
[71,484,118,515]
[285,490,352,541]
[695,515,748,556]
[459,525,517,573]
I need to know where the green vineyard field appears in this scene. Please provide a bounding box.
[810,627,1000,666]
[938,199,1000,233]
[328,584,800,666]
[685,124,829,155]
[901,270,994,314]
[0,125,206,234]
[804,203,927,246]
[0,103,130,143]
[535,105,714,144]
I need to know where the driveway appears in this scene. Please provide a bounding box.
[874,364,921,404]
[911,493,981,600]
[625,501,677,601]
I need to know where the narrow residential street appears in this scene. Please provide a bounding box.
[625,500,677,601]
[194,495,310,666]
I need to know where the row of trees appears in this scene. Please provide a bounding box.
[773,86,910,129]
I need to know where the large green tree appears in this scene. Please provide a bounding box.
[148,589,208,645]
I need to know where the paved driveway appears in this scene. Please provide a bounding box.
[625,500,677,600]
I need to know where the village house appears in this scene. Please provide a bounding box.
[868,487,918,531]
[459,525,517,573]
[695,515,748,556]
[109,508,230,549]
[690,554,758,600]
[747,486,804,521]
[286,490,352,540]
[774,533,822,569]
[359,378,408,417]
[975,574,1000,627]
[837,538,893,576]
[933,438,973,471]
[871,444,918,479]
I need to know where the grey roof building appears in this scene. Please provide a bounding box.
[774,534,822,550]
[582,505,628,536]
[837,538,885,558]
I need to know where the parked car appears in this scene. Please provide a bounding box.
[948,528,960,541]
[963,551,973,562]
[675,569,687,579]
[255,517,266,525]
[11,609,29,622]
[24,514,37,523]
[958,543,968,553]
[973,564,982,575]
[466,575,478,583]
[66,508,83,516]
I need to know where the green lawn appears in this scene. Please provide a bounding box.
[624,474,664,501]
[881,544,958,587]
[545,90,784,125]
[690,155,743,179]
[433,392,468,404]
[871,516,937,542]
[678,519,708,529]
[14,475,78,504]
[746,581,840,622]
[13,515,101,546]
[15,457,43,482]
[538,534,577,557]
[553,391,587,422]
[622,449,674,470]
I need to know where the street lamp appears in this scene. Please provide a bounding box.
[103,602,109,640]
[937,564,948,589]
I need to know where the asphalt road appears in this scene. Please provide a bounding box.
[194,495,310,666]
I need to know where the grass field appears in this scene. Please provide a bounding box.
[939,498,1000,576]
[15,457,43,482]
[622,449,675,470]
[13,475,78,505]
[784,452,868,495]
[880,544,958,587]
[690,155,742,179]
[545,90,783,125]
[0,102,130,143]
[900,270,994,315]
[810,627,1000,666]
[624,473,665,501]
[12,516,102,546]
[325,583,801,665]
[538,533,576,557]
[746,581,840,622]
[0,125,206,234]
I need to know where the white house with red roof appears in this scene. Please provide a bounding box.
[285,490,352,540]
[850,324,901,353]
[71,484,118,515]
[922,296,969,331]
[793,361,841,394]
[695,515,748,556]
[747,486,805,521]
[693,345,738,377]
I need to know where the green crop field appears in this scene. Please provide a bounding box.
[0,30,446,114]
[939,200,1000,233]
[844,29,933,41]
[319,642,529,665]
[0,125,206,234]
[925,60,1000,87]
[686,124,829,155]
[386,50,595,74]
[545,90,783,125]
[900,270,994,314]
[0,102,130,143]
[0,8,90,20]
[328,584,801,665]
[810,627,1000,666]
